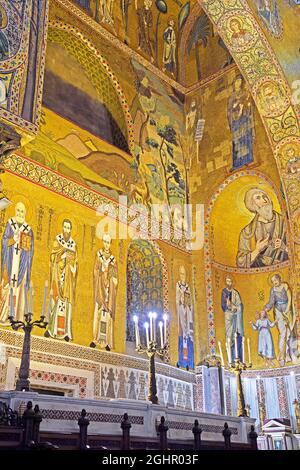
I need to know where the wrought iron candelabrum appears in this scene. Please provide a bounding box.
[136,340,167,405]
[134,312,168,405]
[229,357,252,417]
[8,284,49,391]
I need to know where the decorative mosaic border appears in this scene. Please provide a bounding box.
[48,20,135,155]
[0,0,49,134]
[211,260,290,274]
[168,420,238,435]
[29,369,87,399]
[0,329,195,384]
[241,363,300,379]
[53,0,188,94]
[148,241,170,362]
[204,169,291,354]
[200,0,300,348]
[3,152,190,253]
[6,345,100,398]
[4,342,194,408]
[53,0,241,95]
[40,409,144,425]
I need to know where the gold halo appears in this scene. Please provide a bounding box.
[235,181,279,218]
[278,142,300,166]
[228,16,242,31]
[267,272,282,287]
[6,195,33,223]
[0,5,8,29]
[54,212,79,239]
[222,272,236,284]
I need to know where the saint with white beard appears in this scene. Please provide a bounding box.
[0,202,34,323]
[237,188,288,268]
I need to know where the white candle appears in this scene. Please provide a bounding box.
[218,341,224,366]
[46,289,53,323]
[9,287,14,318]
[163,313,168,346]
[242,336,245,363]
[159,321,164,348]
[247,337,251,364]
[228,338,232,364]
[225,339,230,365]
[149,312,153,342]
[234,333,238,360]
[133,315,140,347]
[41,281,48,318]
[152,312,157,342]
[29,283,34,313]
[24,285,28,316]
[144,322,150,348]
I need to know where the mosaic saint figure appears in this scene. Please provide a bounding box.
[137,0,154,62]
[286,146,300,174]
[0,6,9,61]
[0,203,34,323]
[75,0,91,9]
[256,81,287,116]
[90,233,118,350]
[45,219,78,341]
[228,18,252,49]
[221,276,244,361]
[263,274,299,366]
[250,310,276,367]
[120,0,131,43]
[254,0,282,36]
[227,75,254,170]
[176,265,194,369]
[237,188,288,268]
[162,19,177,75]
[99,0,115,25]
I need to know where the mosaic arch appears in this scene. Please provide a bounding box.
[198,0,300,333]
[204,169,292,355]
[47,21,135,155]
[126,240,169,350]
[0,0,48,134]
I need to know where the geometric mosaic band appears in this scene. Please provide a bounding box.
[40,409,144,425]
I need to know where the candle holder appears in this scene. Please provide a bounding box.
[9,312,48,391]
[134,311,168,405]
[8,284,49,392]
[229,358,252,417]
[136,340,167,405]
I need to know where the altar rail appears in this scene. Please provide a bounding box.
[0,391,255,449]
[0,396,257,450]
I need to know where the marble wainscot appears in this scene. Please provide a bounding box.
[0,391,254,444]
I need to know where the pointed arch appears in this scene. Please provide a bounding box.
[196,0,300,331]
[204,169,291,354]
[47,20,135,155]
[125,239,169,357]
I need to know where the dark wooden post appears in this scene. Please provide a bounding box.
[192,419,202,450]
[121,413,131,450]
[22,401,35,448]
[78,409,90,450]
[158,416,168,451]
[222,422,232,449]
[248,425,258,450]
[33,405,42,445]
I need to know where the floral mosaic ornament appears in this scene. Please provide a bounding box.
[0,0,49,134]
